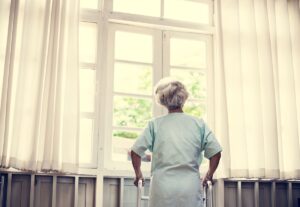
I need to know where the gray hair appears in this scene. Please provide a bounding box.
[154,77,189,110]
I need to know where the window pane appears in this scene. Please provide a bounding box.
[170,38,206,68]
[79,118,94,164]
[115,31,153,63]
[170,69,206,99]
[79,22,98,63]
[80,69,96,112]
[112,130,139,161]
[113,95,152,128]
[80,0,98,9]
[114,62,152,95]
[184,101,206,119]
[113,0,160,17]
[164,0,210,24]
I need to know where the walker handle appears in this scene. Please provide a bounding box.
[203,181,213,207]
[138,179,143,189]
[137,179,143,207]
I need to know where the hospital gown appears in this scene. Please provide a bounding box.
[131,113,222,207]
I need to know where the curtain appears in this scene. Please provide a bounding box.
[214,0,300,179]
[0,0,80,172]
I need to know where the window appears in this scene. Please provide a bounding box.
[104,25,161,170]
[80,0,99,9]
[105,25,212,170]
[113,0,160,17]
[164,0,210,24]
[112,0,213,25]
[78,0,214,172]
[78,14,99,167]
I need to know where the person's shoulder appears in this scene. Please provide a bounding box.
[183,114,209,130]
[145,116,166,130]
[150,114,167,123]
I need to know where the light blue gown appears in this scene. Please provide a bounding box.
[131,113,222,207]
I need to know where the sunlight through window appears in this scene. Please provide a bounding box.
[80,0,99,9]
[79,118,94,164]
[113,0,160,17]
[79,22,98,63]
[78,0,213,169]
[112,30,154,162]
[164,0,210,24]
[79,21,98,166]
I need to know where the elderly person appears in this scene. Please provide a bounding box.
[131,78,222,207]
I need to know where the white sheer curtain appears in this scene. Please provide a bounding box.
[0,0,80,172]
[215,0,300,179]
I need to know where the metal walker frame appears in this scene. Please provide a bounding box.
[136,179,213,207]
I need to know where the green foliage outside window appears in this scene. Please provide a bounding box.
[113,130,139,139]
[113,96,152,128]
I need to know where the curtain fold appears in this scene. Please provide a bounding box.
[0,0,80,172]
[216,0,300,179]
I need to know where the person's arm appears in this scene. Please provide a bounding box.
[202,152,221,186]
[131,150,144,186]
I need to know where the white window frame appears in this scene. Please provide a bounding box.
[102,23,163,171]
[100,25,214,172]
[78,0,216,175]
[106,0,214,30]
[78,9,102,169]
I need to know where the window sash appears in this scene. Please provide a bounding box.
[108,0,214,26]
[78,16,102,168]
[102,23,213,171]
[103,23,162,170]
[78,0,214,172]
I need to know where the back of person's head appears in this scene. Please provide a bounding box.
[154,77,189,110]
